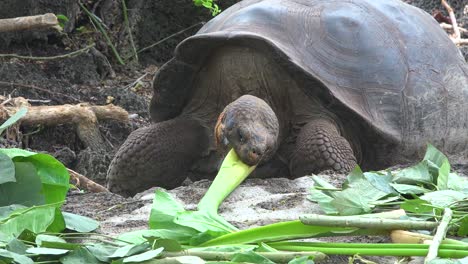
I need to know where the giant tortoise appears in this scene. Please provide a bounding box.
[107,0,468,196]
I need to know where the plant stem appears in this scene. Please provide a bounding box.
[268,242,468,250]
[197,149,255,214]
[157,250,327,263]
[299,214,438,230]
[121,0,138,62]
[425,208,453,263]
[200,220,388,246]
[78,2,125,65]
[269,245,468,258]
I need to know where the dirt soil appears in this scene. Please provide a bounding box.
[1,1,468,263]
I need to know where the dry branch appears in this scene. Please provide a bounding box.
[0,13,58,33]
[1,97,129,151]
[68,168,109,193]
[441,0,468,46]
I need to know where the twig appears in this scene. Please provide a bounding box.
[121,0,138,62]
[0,13,58,32]
[299,214,438,230]
[79,2,125,65]
[0,81,80,102]
[425,208,453,263]
[440,23,468,34]
[123,72,148,90]
[441,0,460,40]
[440,0,468,46]
[67,168,109,193]
[133,22,205,57]
[0,44,95,61]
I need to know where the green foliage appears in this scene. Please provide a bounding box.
[56,14,69,29]
[308,144,468,235]
[0,107,27,137]
[193,0,221,16]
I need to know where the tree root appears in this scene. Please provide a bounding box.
[68,168,109,193]
[0,96,129,151]
[0,13,59,33]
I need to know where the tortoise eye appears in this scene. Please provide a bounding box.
[238,129,245,143]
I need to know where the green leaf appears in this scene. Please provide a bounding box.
[0,203,58,239]
[6,239,29,254]
[0,248,33,264]
[0,153,15,184]
[390,183,430,194]
[174,211,235,233]
[330,178,389,215]
[148,239,181,252]
[363,171,394,194]
[16,229,36,243]
[255,243,278,252]
[0,205,26,219]
[447,173,468,193]
[60,247,101,264]
[26,247,69,255]
[231,251,275,264]
[421,190,467,207]
[118,229,193,245]
[86,243,119,262]
[190,245,257,252]
[424,144,448,168]
[437,159,450,190]
[62,212,99,232]
[0,107,27,135]
[400,198,435,213]
[288,256,315,264]
[109,243,149,258]
[36,234,66,246]
[123,247,164,263]
[189,230,229,246]
[0,148,70,205]
[457,216,468,236]
[0,162,45,207]
[392,160,433,185]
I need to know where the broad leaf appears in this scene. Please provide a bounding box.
[0,153,15,184]
[6,239,29,254]
[0,148,70,205]
[231,251,275,264]
[109,243,149,258]
[0,203,57,239]
[174,211,235,233]
[60,247,101,264]
[123,247,163,263]
[0,162,45,207]
[26,247,69,255]
[86,243,118,262]
[437,159,450,190]
[421,190,467,207]
[0,248,33,264]
[400,198,435,214]
[392,161,433,185]
[390,183,430,194]
[62,212,99,232]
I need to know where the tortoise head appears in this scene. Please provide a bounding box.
[215,95,279,166]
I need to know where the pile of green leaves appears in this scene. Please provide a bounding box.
[309,144,468,236]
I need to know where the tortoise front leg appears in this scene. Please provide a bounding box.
[106,118,209,197]
[290,118,357,177]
